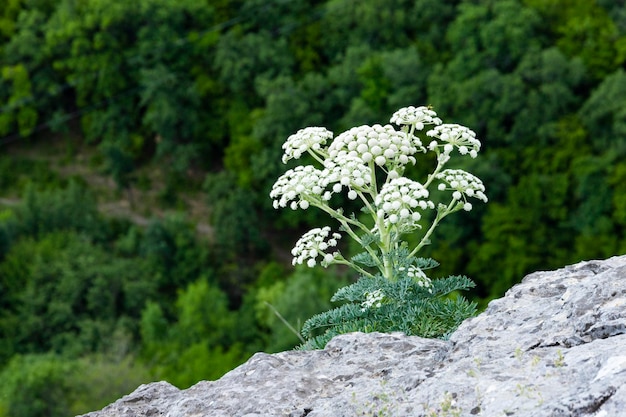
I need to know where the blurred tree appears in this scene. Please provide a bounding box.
[0,231,157,361]
[140,277,246,388]
[578,69,626,152]
[524,0,626,80]
[0,0,23,43]
[1,0,221,174]
[254,265,350,352]
[204,171,267,260]
[0,354,75,417]
[16,180,104,239]
[0,352,152,417]
[0,64,38,137]
[139,214,210,306]
[0,209,17,261]
[0,6,63,139]
[320,0,456,61]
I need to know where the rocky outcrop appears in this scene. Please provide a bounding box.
[80,255,626,416]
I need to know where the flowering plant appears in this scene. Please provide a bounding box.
[270,106,487,349]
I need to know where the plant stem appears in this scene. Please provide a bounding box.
[313,201,383,271]
[409,198,459,258]
[264,302,306,343]
[333,257,376,279]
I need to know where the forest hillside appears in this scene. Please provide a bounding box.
[1,0,625,415]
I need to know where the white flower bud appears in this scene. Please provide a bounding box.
[384,149,395,159]
[282,127,333,163]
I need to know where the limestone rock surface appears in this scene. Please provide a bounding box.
[80,255,626,416]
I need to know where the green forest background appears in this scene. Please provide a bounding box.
[0,0,625,415]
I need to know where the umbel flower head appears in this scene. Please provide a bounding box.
[291,226,342,267]
[360,289,385,311]
[319,154,372,201]
[375,177,434,230]
[327,124,423,168]
[436,169,488,211]
[282,127,333,163]
[390,105,442,130]
[399,265,433,292]
[270,165,325,210]
[427,124,481,158]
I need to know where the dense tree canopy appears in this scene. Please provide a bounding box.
[1,0,625,414]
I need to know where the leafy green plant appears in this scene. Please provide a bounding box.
[270,106,488,349]
[139,277,247,387]
[0,354,76,417]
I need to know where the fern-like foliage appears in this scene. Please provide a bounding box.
[299,261,477,350]
[351,251,379,268]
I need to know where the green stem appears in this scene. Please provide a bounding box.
[365,162,398,280]
[313,200,369,235]
[408,198,460,258]
[423,149,446,190]
[332,257,376,279]
[264,302,306,343]
[306,148,328,166]
[372,205,394,281]
[312,200,383,272]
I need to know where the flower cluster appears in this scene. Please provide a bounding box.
[291,226,342,267]
[426,124,480,158]
[375,178,434,229]
[406,266,433,291]
[282,127,333,163]
[270,165,324,210]
[327,124,423,168]
[436,169,488,211]
[271,105,488,272]
[390,106,442,130]
[319,154,372,201]
[360,289,385,311]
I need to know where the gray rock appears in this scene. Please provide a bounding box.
[79,255,626,416]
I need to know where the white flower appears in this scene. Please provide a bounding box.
[407,266,433,290]
[282,127,333,164]
[435,169,488,208]
[327,124,423,169]
[374,178,435,231]
[426,124,481,158]
[270,165,324,209]
[361,289,385,311]
[291,227,342,267]
[390,106,442,130]
[319,154,372,200]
